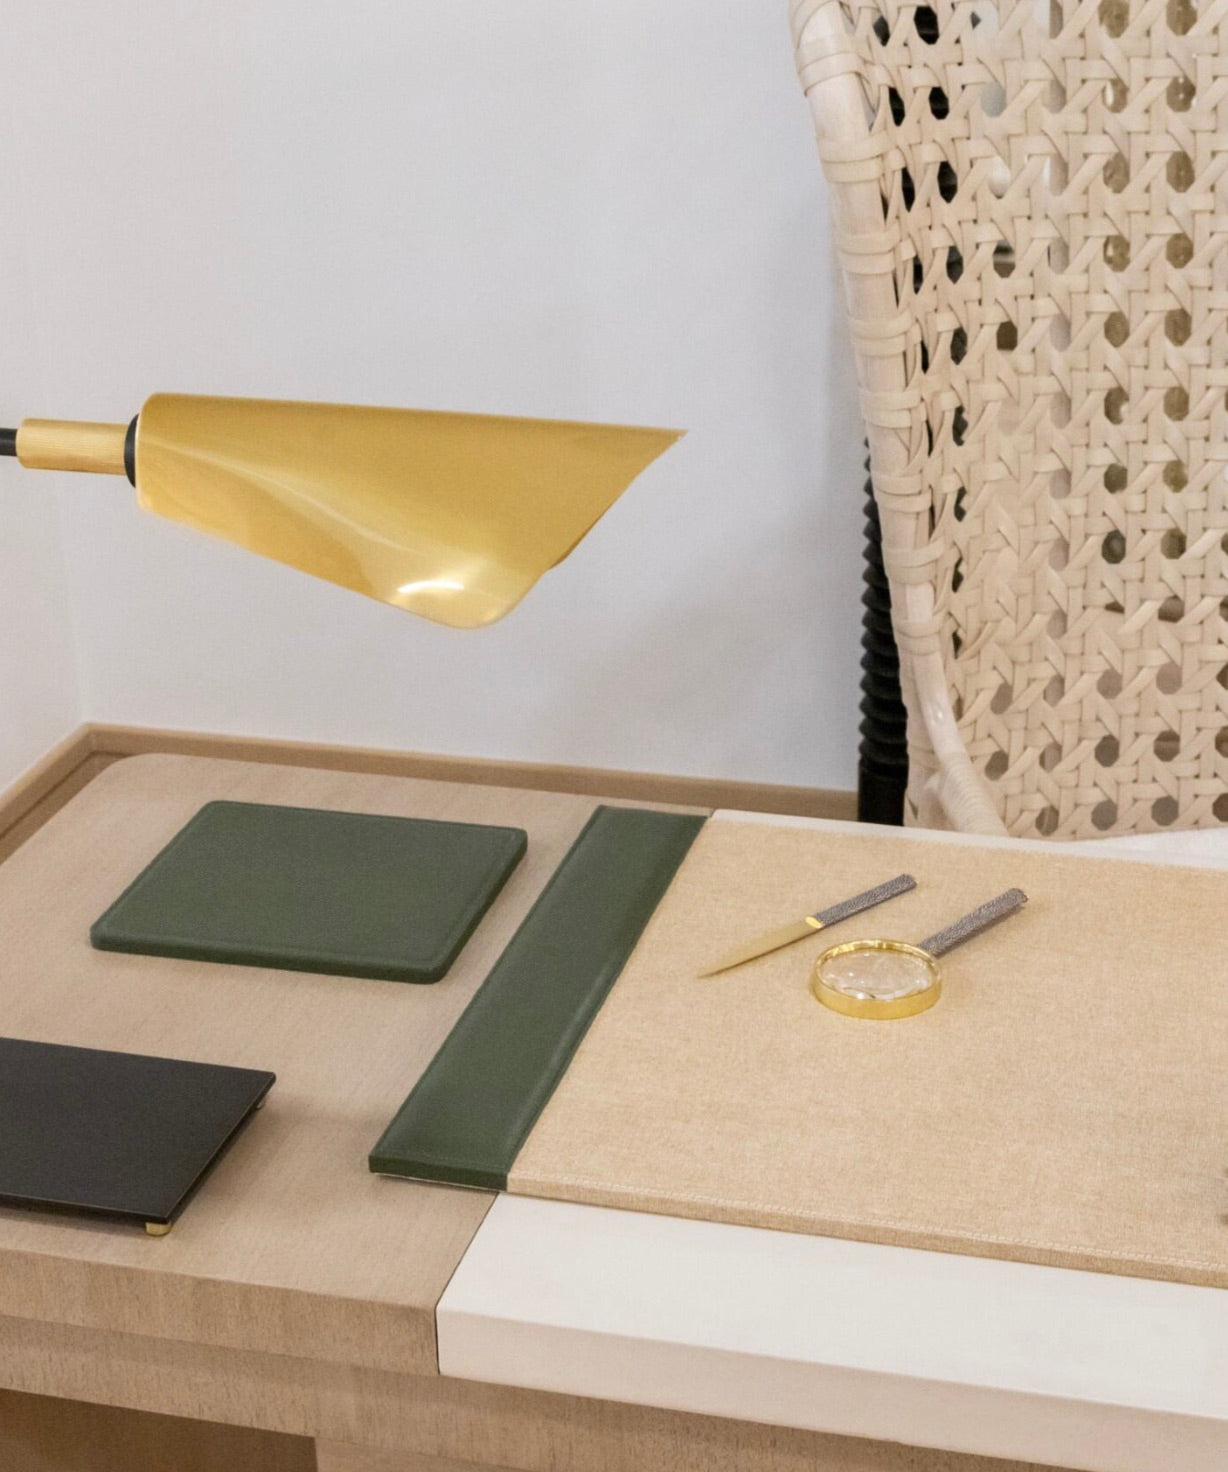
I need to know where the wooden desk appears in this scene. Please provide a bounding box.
[0,754,1069,1472]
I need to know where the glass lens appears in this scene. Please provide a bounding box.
[816,944,936,1004]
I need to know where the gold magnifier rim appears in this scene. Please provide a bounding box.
[811,938,942,1020]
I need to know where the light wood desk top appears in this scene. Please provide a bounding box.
[0,752,618,1376]
[0,755,1074,1472]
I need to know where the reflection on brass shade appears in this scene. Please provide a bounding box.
[135,395,682,626]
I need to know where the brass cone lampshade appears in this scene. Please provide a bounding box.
[0,395,682,627]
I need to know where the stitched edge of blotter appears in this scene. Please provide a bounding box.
[368,806,705,1189]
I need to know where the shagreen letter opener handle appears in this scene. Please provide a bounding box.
[698,873,916,977]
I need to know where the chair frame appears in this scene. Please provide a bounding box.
[792,0,1008,834]
[793,0,1228,843]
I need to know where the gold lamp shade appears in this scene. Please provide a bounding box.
[3,394,682,627]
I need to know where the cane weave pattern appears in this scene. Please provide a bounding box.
[792,0,1228,838]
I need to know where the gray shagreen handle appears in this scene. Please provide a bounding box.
[812,873,916,927]
[919,888,1028,958]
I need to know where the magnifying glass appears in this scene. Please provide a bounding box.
[811,888,1028,1020]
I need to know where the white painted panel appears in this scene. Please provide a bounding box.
[714,809,1228,867]
[440,1194,1228,1472]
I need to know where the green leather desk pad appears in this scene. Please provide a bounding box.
[91,799,527,984]
[371,805,705,1189]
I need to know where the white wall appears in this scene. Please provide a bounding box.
[5,1,864,791]
[0,76,82,787]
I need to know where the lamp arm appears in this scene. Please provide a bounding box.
[0,417,138,484]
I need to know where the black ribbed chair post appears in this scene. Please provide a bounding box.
[858,452,908,825]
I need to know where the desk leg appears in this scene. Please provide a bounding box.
[316,1446,514,1472]
[0,1388,315,1471]
[315,1434,1069,1472]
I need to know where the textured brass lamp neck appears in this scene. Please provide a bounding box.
[13,419,129,476]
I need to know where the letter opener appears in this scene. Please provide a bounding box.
[697,873,916,977]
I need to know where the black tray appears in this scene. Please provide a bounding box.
[0,1036,274,1233]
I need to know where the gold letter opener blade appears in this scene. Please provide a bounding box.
[697,873,917,977]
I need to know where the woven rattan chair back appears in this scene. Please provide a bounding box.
[792,0,1228,838]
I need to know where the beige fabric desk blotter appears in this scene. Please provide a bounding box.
[512,819,1228,1287]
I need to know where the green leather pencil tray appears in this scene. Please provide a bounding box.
[91,800,527,983]
[371,805,705,1188]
